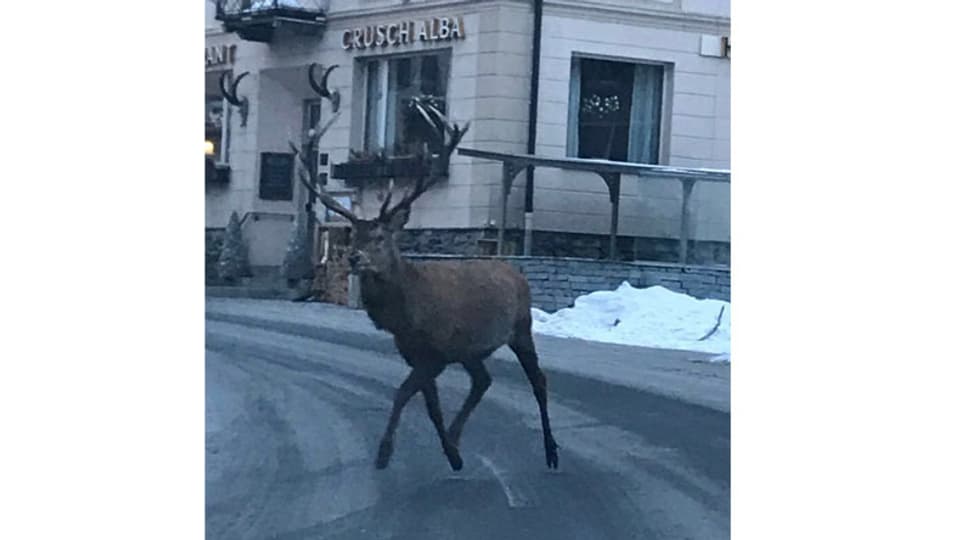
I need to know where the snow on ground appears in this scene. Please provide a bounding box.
[531,283,730,358]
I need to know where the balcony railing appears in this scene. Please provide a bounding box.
[215,1,327,43]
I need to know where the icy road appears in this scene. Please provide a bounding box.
[205,303,730,540]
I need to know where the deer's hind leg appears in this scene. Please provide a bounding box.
[509,327,559,469]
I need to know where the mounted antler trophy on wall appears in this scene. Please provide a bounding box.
[219,71,250,127]
[308,63,340,113]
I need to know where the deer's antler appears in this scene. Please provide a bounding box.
[289,112,357,223]
[379,179,395,218]
[380,98,470,222]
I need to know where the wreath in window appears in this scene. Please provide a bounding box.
[580,94,622,119]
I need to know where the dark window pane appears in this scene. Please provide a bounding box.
[364,61,381,151]
[385,52,450,157]
[420,54,439,97]
[577,58,634,161]
[395,57,412,90]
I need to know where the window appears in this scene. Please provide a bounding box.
[361,51,451,157]
[567,57,664,164]
[205,95,227,162]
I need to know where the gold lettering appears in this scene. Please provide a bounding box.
[417,20,428,42]
[450,16,463,39]
[375,25,386,47]
[438,17,450,40]
[363,26,375,48]
[339,16,466,51]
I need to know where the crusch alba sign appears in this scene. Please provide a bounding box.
[342,16,466,50]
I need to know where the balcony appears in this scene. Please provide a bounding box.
[215,1,327,43]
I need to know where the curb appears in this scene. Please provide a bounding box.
[206,286,294,300]
[205,311,399,356]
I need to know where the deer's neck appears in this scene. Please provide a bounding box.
[360,256,416,334]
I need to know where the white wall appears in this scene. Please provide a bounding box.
[520,2,730,242]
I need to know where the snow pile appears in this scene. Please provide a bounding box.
[531,283,730,356]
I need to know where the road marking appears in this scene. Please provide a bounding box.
[478,454,532,508]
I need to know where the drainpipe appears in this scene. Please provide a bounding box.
[523,0,544,256]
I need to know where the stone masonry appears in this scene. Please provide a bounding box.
[407,254,730,312]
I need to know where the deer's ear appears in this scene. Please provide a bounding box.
[387,207,410,230]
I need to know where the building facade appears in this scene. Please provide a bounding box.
[205,0,730,272]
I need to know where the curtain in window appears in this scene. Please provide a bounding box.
[363,61,382,152]
[627,63,664,164]
[566,57,581,157]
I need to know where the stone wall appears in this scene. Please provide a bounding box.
[397,229,490,256]
[406,254,730,312]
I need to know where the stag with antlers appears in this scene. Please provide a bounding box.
[289,99,559,471]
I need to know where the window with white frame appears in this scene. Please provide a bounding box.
[567,56,665,164]
[361,50,451,157]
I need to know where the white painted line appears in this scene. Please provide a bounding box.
[478,454,532,508]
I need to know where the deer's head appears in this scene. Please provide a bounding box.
[291,97,469,276]
[345,192,410,273]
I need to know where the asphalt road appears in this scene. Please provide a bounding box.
[205,315,730,540]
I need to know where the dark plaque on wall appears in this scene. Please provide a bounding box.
[259,152,295,201]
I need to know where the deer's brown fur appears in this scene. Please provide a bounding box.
[362,258,529,359]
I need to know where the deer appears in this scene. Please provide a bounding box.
[289,98,559,471]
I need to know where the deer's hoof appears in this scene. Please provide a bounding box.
[545,438,560,469]
[375,439,393,470]
[447,450,463,471]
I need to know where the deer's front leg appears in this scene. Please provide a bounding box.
[447,360,492,448]
[422,377,462,471]
[376,368,431,469]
